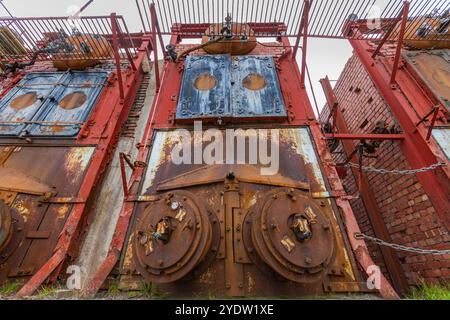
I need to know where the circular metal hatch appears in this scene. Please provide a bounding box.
[59,91,87,110]
[242,73,267,91]
[9,92,37,110]
[0,200,13,253]
[133,190,215,283]
[193,73,218,91]
[247,189,335,283]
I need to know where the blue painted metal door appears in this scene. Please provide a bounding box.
[176,55,231,120]
[27,71,107,137]
[0,73,64,136]
[231,56,286,118]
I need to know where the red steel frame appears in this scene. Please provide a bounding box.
[83,2,399,299]
[14,19,152,297]
[347,30,450,231]
[321,76,410,296]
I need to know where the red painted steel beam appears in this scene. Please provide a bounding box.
[320,76,409,296]
[390,2,410,85]
[324,133,406,141]
[299,0,309,88]
[111,13,125,101]
[150,3,160,92]
[371,7,405,59]
[16,37,151,298]
[349,34,449,229]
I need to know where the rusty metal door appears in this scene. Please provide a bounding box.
[176,55,231,120]
[0,73,64,136]
[232,56,287,118]
[27,71,107,137]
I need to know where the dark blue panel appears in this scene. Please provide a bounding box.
[27,71,107,137]
[0,73,65,136]
[176,55,231,120]
[231,56,287,118]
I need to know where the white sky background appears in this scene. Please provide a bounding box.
[1,0,399,115]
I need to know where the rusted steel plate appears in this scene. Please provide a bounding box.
[249,188,334,283]
[133,190,215,284]
[403,50,450,110]
[0,146,94,284]
[0,200,13,252]
[119,128,360,297]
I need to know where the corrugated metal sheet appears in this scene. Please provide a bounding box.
[0,73,64,136]
[232,56,286,117]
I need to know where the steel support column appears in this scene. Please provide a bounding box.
[349,34,450,230]
[320,76,409,296]
[390,2,410,85]
[150,3,161,92]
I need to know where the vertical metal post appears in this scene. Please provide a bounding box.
[320,76,409,296]
[111,13,125,101]
[150,3,161,92]
[300,0,309,88]
[426,106,440,141]
[390,1,410,86]
[119,153,129,198]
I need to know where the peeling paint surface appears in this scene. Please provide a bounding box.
[432,128,450,160]
[64,147,95,185]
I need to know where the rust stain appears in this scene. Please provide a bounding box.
[64,147,94,185]
[122,234,134,272]
[12,199,30,222]
[198,267,215,285]
[246,272,255,294]
[57,204,70,219]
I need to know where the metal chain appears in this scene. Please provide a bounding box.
[345,162,447,175]
[355,233,450,255]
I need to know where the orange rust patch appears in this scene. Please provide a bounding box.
[243,73,267,91]
[194,73,217,91]
[10,92,37,110]
[59,91,87,110]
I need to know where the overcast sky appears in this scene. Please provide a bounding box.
[1,0,359,114]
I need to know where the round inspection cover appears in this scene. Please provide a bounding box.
[9,92,37,110]
[249,189,335,283]
[133,190,212,283]
[0,200,13,252]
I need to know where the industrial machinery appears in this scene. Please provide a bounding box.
[0,10,152,296]
[0,0,448,299]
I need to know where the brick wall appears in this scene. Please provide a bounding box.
[321,54,450,286]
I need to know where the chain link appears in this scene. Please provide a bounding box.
[345,162,447,175]
[355,233,450,255]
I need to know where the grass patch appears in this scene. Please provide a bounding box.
[107,282,120,297]
[36,285,57,299]
[407,283,450,300]
[0,282,21,296]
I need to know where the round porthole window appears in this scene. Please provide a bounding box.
[243,73,267,91]
[59,91,87,110]
[194,73,217,91]
[10,92,37,110]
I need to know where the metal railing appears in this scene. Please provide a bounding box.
[0,15,139,62]
[141,0,449,41]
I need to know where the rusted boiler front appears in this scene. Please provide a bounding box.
[0,14,150,296]
[84,10,395,298]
